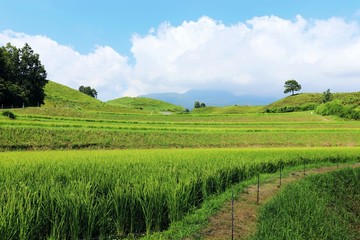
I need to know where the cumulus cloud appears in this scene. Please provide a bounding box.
[129,15,360,96]
[0,30,130,100]
[2,15,360,100]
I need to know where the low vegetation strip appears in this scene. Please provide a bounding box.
[0,148,359,239]
[252,167,360,240]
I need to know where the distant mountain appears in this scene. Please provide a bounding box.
[140,89,278,109]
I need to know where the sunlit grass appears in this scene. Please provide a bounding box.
[0,148,359,239]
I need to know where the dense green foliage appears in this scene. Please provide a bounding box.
[194,101,206,108]
[0,43,48,107]
[252,167,360,240]
[79,85,97,98]
[284,79,301,95]
[316,100,360,120]
[0,148,358,239]
[322,88,332,103]
[2,110,16,119]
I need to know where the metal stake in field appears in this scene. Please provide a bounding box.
[279,164,282,187]
[231,187,234,240]
[257,173,260,204]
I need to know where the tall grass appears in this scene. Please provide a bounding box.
[0,148,359,239]
[252,167,360,240]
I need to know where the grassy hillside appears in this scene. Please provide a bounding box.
[266,92,360,113]
[107,97,185,112]
[267,93,322,109]
[44,81,106,110]
[14,81,154,116]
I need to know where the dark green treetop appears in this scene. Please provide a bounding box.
[0,43,48,107]
[284,79,301,95]
[79,85,98,98]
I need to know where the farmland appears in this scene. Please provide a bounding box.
[2,110,360,150]
[253,167,360,239]
[0,148,359,239]
[1,82,360,239]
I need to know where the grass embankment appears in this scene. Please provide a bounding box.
[0,148,359,239]
[252,167,360,240]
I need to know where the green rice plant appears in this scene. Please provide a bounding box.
[252,167,360,240]
[0,148,359,239]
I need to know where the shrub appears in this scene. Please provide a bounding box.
[316,100,360,120]
[2,111,16,119]
[264,103,317,113]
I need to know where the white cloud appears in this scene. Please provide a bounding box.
[126,15,360,97]
[2,14,360,100]
[0,30,130,101]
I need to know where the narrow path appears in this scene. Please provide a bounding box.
[200,162,360,240]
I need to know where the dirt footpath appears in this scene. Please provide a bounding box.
[200,162,360,240]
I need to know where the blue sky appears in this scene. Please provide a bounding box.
[1,0,359,55]
[1,1,360,100]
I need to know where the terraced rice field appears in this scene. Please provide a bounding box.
[0,148,359,239]
[2,111,360,150]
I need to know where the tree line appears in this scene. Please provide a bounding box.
[0,43,48,108]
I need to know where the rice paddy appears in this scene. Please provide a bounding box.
[0,148,359,239]
[1,104,360,239]
[252,167,360,240]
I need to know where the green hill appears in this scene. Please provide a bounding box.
[107,97,185,112]
[12,81,147,117]
[43,81,106,110]
[265,92,360,113]
[267,93,322,109]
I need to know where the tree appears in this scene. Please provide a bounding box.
[194,101,200,108]
[79,85,97,98]
[0,43,48,107]
[200,102,206,108]
[322,89,332,103]
[284,79,301,95]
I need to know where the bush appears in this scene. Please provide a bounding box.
[316,100,360,120]
[264,103,318,113]
[2,110,16,119]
